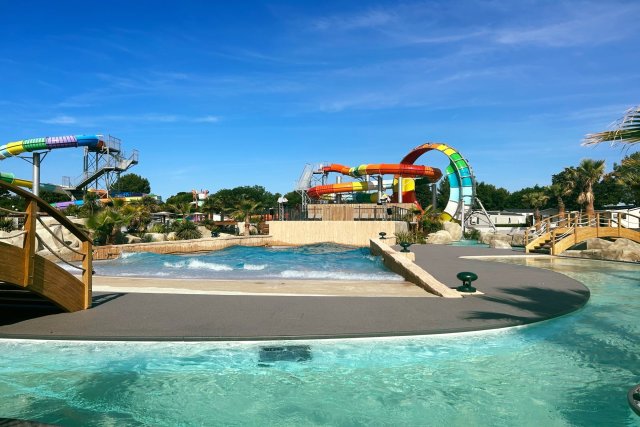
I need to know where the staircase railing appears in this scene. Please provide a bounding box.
[524,210,640,254]
[0,180,92,310]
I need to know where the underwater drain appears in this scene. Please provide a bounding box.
[258,345,312,365]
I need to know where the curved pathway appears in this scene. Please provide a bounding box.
[0,246,589,341]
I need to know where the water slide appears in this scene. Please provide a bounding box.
[400,143,474,221]
[306,142,475,221]
[0,135,107,193]
[306,163,442,200]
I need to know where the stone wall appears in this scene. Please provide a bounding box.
[369,239,461,298]
[93,235,273,260]
[267,221,407,246]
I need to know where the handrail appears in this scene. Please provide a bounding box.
[0,180,90,242]
[0,180,92,309]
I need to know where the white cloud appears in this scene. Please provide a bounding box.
[314,9,396,31]
[193,115,220,123]
[41,115,77,124]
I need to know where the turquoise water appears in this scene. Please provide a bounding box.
[92,243,403,281]
[1,258,640,426]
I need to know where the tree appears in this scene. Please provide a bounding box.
[506,185,549,210]
[475,182,510,211]
[522,191,549,229]
[165,191,193,206]
[549,167,577,220]
[110,173,151,194]
[612,152,640,205]
[414,178,434,210]
[86,207,131,245]
[575,159,605,216]
[583,106,640,146]
[229,195,262,236]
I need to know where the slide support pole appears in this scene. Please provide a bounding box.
[398,176,403,203]
[32,152,41,197]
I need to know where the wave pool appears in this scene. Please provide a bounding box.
[93,243,403,281]
[1,258,639,425]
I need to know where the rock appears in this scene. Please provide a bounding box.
[601,248,640,262]
[125,234,142,244]
[196,226,209,236]
[611,238,640,250]
[480,231,511,245]
[443,222,462,241]
[166,232,177,241]
[146,233,167,242]
[510,233,526,247]
[585,238,613,250]
[0,230,24,247]
[426,230,453,245]
[490,240,512,249]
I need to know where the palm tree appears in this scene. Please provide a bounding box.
[202,195,225,221]
[169,202,193,219]
[86,208,131,245]
[575,159,605,217]
[230,195,262,236]
[583,106,640,146]
[613,152,640,205]
[522,191,550,230]
[549,166,577,224]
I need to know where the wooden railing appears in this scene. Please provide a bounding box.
[0,181,92,311]
[524,210,640,255]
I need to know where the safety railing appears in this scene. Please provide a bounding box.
[259,205,415,222]
[0,180,93,310]
[524,210,640,253]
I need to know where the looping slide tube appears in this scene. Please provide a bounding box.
[0,134,107,192]
[306,142,475,222]
[400,143,474,221]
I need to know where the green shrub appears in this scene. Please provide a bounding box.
[464,228,481,240]
[175,220,202,240]
[149,223,168,233]
[421,216,444,234]
[141,234,154,243]
[0,216,14,232]
[395,230,425,244]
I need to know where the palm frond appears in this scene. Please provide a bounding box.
[582,106,640,146]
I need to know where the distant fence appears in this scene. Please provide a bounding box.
[259,204,415,222]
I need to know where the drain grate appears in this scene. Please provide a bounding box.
[258,345,312,364]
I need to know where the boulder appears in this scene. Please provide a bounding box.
[480,231,511,245]
[611,238,640,250]
[490,239,512,249]
[443,222,462,241]
[0,230,24,247]
[196,226,209,236]
[601,247,640,262]
[426,230,453,245]
[166,232,177,241]
[125,234,142,244]
[585,238,613,250]
[511,233,526,247]
[146,233,167,242]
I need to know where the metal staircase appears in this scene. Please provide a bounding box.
[61,135,138,196]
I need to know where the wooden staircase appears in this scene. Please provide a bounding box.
[0,181,93,312]
[525,211,640,255]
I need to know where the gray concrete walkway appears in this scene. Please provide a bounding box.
[0,245,589,341]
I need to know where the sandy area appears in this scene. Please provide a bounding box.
[91,275,434,297]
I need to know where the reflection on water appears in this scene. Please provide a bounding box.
[1,257,639,426]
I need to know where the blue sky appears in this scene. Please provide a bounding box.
[1,0,639,199]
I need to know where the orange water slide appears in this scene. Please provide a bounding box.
[322,163,442,179]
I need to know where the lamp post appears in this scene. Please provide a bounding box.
[277,196,288,221]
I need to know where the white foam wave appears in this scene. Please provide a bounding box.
[279,270,403,281]
[243,264,266,271]
[163,260,233,271]
[120,252,141,259]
